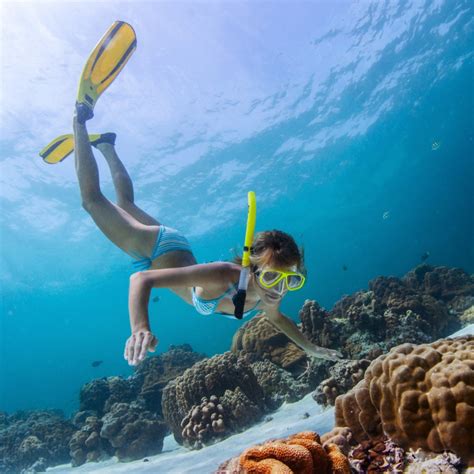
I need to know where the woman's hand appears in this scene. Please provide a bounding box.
[124,330,158,366]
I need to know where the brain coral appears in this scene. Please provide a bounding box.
[333,336,474,465]
[216,431,350,474]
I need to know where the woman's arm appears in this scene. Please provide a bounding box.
[125,262,234,365]
[128,263,233,329]
[264,308,343,361]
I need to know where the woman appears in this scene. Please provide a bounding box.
[73,111,342,367]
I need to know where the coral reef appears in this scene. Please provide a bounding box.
[299,300,341,349]
[231,314,308,375]
[180,395,227,449]
[333,336,474,465]
[313,359,370,406]
[300,265,471,361]
[349,436,405,473]
[132,344,206,414]
[403,264,474,301]
[216,431,350,474]
[460,304,474,324]
[100,401,168,461]
[79,345,204,419]
[4,266,471,471]
[162,352,266,444]
[79,376,136,417]
[69,415,113,466]
[79,378,112,416]
[404,450,462,473]
[0,410,75,473]
[250,359,310,409]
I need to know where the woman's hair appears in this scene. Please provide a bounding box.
[233,229,306,274]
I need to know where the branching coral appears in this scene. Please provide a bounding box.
[180,395,227,449]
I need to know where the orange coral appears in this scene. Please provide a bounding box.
[325,443,352,474]
[333,336,474,466]
[217,431,350,474]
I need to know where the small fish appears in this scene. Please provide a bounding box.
[152,296,160,303]
[431,141,441,151]
[382,211,390,220]
[342,265,348,271]
[91,360,103,368]
[421,251,430,262]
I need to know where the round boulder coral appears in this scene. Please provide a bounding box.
[333,336,474,465]
[69,416,113,466]
[100,402,167,461]
[231,315,308,375]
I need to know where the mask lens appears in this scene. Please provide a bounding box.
[261,271,281,285]
[287,274,304,289]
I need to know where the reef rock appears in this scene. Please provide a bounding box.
[299,300,342,349]
[231,314,308,375]
[251,359,310,409]
[403,264,474,301]
[79,376,135,417]
[162,351,266,444]
[304,266,469,360]
[132,344,206,414]
[0,410,74,473]
[313,359,370,406]
[332,336,474,465]
[69,416,113,467]
[216,431,350,474]
[100,401,168,461]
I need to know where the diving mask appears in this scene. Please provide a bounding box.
[254,268,305,291]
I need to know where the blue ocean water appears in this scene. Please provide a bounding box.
[0,1,472,417]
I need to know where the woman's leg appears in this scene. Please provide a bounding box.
[94,141,160,226]
[73,116,157,258]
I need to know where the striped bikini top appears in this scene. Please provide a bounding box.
[192,283,261,319]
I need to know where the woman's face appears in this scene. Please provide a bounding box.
[252,264,296,307]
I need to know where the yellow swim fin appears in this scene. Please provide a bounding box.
[40,133,116,164]
[76,21,137,122]
[39,135,74,164]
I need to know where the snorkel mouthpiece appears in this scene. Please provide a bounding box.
[233,191,256,319]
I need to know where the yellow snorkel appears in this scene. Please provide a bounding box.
[233,191,257,319]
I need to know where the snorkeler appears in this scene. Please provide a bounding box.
[43,21,342,367]
[72,117,341,365]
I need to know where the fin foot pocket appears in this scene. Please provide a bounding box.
[90,133,117,147]
[75,103,94,124]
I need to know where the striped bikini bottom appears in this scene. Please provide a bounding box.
[131,225,192,270]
